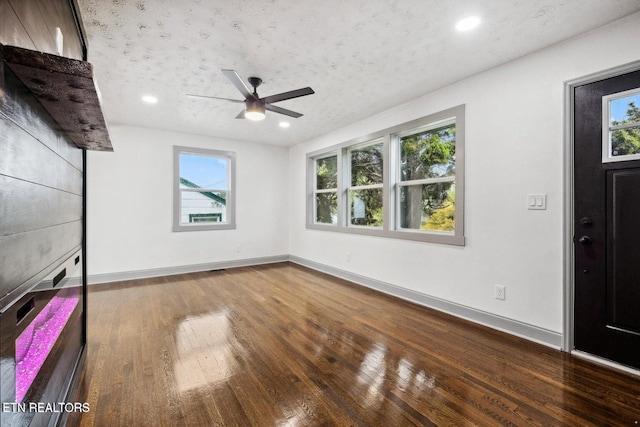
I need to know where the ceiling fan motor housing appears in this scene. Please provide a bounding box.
[245,98,265,112]
[248,77,263,91]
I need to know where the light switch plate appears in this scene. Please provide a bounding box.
[527,194,547,210]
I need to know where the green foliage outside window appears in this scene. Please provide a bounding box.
[316,156,338,224]
[400,124,456,231]
[611,101,640,157]
[424,190,455,231]
[316,156,337,189]
[350,144,383,226]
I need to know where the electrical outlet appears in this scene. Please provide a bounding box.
[495,285,506,300]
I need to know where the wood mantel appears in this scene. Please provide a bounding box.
[1,44,113,151]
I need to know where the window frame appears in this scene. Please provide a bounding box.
[306,105,465,245]
[394,117,457,234]
[601,87,640,163]
[346,138,385,229]
[312,152,339,225]
[173,146,236,232]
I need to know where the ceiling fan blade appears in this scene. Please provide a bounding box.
[235,110,246,119]
[261,87,314,104]
[265,104,303,118]
[186,94,244,103]
[222,69,255,100]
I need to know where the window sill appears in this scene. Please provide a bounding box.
[305,223,465,246]
[173,223,236,232]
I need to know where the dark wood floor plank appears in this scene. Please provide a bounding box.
[66,263,640,427]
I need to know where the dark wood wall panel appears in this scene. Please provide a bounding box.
[0,0,37,50]
[0,176,82,237]
[0,6,85,305]
[5,0,55,54]
[0,3,86,424]
[4,0,83,60]
[35,0,83,60]
[0,222,82,301]
[0,66,83,171]
[0,115,83,195]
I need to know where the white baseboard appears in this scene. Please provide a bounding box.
[289,255,563,350]
[87,255,289,285]
[87,254,563,350]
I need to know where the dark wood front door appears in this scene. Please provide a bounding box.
[574,69,640,370]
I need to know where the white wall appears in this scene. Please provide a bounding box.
[87,13,639,342]
[288,13,640,336]
[87,125,289,276]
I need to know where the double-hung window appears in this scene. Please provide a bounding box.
[396,119,456,232]
[313,154,339,225]
[348,140,384,227]
[306,105,464,245]
[173,146,236,231]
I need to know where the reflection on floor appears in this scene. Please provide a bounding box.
[67,263,640,426]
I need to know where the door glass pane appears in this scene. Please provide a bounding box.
[179,154,228,189]
[610,94,640,126]
[399,182,455,232]
[315,192,337,224]
[400,124,456,181]
[180,191,227,224]
[605,90,640,162]
[611,127,640,158]
[349,188,383,227]
[351,143,383,186]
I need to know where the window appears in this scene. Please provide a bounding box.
[173,146,236,231]
[396,120,456,232]
[313,154,338,224]
[602,88,640,163]
[348,140,384,227]
[306,105,464,245]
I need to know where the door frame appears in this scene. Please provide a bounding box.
[563,60,640,373]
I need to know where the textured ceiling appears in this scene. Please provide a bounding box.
[78,0,640,147]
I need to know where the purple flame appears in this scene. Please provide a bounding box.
[15,288,79,402]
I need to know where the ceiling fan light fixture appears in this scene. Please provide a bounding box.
[245,108,266,121]
[245,99,266,121]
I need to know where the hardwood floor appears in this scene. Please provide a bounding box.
[66,263,640,426]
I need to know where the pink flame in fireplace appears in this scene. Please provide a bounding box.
[15,288,79,402]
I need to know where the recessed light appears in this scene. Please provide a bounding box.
[279,121,290,128]
[142,95,158,104]
[455,16,481,32]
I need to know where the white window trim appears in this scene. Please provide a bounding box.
[173,145,236,232]
[306,104,465,246]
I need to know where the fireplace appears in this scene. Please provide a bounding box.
[0,250,85,427]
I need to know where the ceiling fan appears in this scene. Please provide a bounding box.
[187,69,314,121]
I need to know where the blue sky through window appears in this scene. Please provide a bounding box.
[179,154,228,189]
[610,94,640,124]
